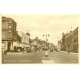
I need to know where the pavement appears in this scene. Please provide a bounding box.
[61,51,78,54]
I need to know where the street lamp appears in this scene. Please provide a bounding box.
[43,34,49,42]
[43,34,50,57]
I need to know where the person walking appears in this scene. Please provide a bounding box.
[45,48,48,57]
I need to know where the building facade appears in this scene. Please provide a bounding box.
[73,27,78,52]
[61,27,78,53]
[65,31,74,52]
[2,17,21,52]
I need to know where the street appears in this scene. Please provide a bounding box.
[48,51,78,63]
[2,51,78,64]
[2,15,79,64]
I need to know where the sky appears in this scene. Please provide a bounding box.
[2,14,79,45]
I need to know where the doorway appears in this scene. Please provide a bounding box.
[7,42,11,52]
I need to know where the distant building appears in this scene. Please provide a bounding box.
[57,40,62,51]
[18,31,30,47]
[31,37,39,46]
[41,40,47,47]
[31,37,43,48]
[61,33,66,51]
[2,17,19,52]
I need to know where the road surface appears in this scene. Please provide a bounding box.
[2,51,78,64]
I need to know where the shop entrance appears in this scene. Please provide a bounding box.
[7,42,11,52]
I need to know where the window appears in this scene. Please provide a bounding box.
[2,42,5,48]
[9,25,11,28]
[8,32,12,39]
[2,31,8,39]
[2,22,8,29]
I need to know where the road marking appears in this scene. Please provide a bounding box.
[42,59,55,64]
[42,57,55,64]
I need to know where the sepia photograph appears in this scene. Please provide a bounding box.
[1,1,80,80]
[2,14,79,64]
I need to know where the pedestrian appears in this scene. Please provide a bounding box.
[45,48,48,57]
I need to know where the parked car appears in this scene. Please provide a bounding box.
[26,47,31,53]
[17,47,22,52]
[42,47,48,51]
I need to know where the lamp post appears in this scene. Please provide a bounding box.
[43,34,50,57]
